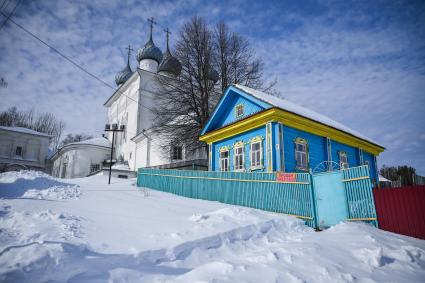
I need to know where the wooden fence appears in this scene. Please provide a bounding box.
[343,166,378,226]
[373,186,425,239]
[137,169,316,227]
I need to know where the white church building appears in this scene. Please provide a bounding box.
[50,137,111,179]
[104,23,212,174]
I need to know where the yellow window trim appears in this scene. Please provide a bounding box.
[219,146,230,152]
[234,141,244,148]
[294,137,307,144]
[199,108,384,155]
[250,136,263,143]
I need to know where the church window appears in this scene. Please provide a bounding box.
[234,142,244,171]
[61,157,68,178]
[235,104,244,118]
[339,151,349,169]
[295,138,308,170]
[123,113,128,142]
[250,139,262,169]
[15,146,22,157]
[90,163,101,173]
[172,146,183,160]
[219,149,229,172]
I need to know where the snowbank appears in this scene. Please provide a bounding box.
[0,170,424,282]
[0,170,81,200]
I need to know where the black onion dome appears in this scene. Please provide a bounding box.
[115,63,133,86]
[136,37,163,63]
[158,49,182,76]
[207,68,219,82]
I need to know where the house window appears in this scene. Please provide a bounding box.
[339,151,349,169]
[172,146,183,160]
[295,138,308,170]
[234,142,244,171]
[250,139,262,169]
[90,163,100,173]
[364,160,370,168]
[219,149,229,171]
[235,104,244,118]
[15,146,23,157]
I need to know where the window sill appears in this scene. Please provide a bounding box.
[250,165,264,171]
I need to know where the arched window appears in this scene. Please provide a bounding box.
[339,151,349,169]
[295,137,308,170]
[234,141,244,171]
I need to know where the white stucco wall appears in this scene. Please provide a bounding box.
[0,127,50,171]
[105,69,207,171]
[51,145,110,179]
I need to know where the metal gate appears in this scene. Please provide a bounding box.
[312,170,348,228]
[312,165,377,228]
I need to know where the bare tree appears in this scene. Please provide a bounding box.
[154,17,219,155]
[153,17,275,157]
[214,21,268,94]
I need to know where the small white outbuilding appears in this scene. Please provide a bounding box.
[50,137,111,179]
[0,126,51,172]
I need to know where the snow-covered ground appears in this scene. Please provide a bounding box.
[0,171,424,282]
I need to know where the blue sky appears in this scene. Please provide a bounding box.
[0,0,424,174]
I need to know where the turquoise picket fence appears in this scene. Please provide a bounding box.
[342,165,378,226]
[137,168,316,227]
[137,165,377,228]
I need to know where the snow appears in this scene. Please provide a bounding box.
[0,126,52,137]
[112,163,131,170]
[65,137,111,148]
[379,174,391,182]
[234,84,382,147]
[1,171,424,282]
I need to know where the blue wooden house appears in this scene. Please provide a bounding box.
[199,85,385,184]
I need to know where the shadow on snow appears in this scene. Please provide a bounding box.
[0,177,75,199]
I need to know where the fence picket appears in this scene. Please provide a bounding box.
[138,168,315,227]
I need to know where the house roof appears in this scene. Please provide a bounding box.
[378,175,391,182]
[65,137,111,148]
[233,84,381,146]
[0,126,52,137]
[49,137,111,161]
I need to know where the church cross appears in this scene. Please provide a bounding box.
[164,28,171,50]
[125,45,133,65]
[147,17,157,40]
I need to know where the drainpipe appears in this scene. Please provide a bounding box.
[142,129,150,167]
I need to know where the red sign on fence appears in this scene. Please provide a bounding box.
[276,172,296,183]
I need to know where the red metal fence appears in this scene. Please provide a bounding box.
[373,186,425,240]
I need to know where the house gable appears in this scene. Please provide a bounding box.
[201,86,271,135]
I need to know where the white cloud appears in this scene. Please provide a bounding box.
[0,0,424,174]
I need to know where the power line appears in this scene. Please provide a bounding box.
[0,0,9,11]
[0,11,155,113]
[0,0,21,32]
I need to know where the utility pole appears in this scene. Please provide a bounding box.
[105,123,125,184]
